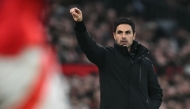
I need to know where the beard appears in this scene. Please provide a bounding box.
[119,40,129,47]
[115,40,133,48]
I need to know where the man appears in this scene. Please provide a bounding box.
[70,7,163,109]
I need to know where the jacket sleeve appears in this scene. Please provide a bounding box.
[74,21,105,68]
[146,58,163,109]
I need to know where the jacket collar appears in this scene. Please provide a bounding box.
[114,40,151,59]
[114,42,129,56]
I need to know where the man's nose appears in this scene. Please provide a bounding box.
[121,33,126,39]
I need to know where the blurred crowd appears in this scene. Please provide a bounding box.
[48,0,190,109]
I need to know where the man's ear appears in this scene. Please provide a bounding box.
[113,32,116,40]
[133,32,136,40]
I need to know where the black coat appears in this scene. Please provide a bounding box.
[74,22,163,109]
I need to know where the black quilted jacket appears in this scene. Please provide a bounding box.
[74,21,163,109]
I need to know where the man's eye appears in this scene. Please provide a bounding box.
[126,31,131,35]
[117,31,122,34]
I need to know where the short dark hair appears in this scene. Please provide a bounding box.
[113,17,135,34]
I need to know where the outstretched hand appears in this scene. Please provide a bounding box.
[70,7,83,22]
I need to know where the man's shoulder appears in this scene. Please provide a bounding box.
[143,57,154,69]
[144,57,151,61]
[105,46,114,49]
[105,46,115,52]
[103,46,116,57]
[144,57,152,64]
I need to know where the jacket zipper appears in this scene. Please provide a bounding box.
[139,62,149,103]
[139,63,141,83]
[129,58,133,108]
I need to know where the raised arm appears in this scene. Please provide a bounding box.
[70,7,105,68]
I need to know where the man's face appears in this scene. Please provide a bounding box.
[113,24,136,47]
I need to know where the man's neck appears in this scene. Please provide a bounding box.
[128,46,131,52]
